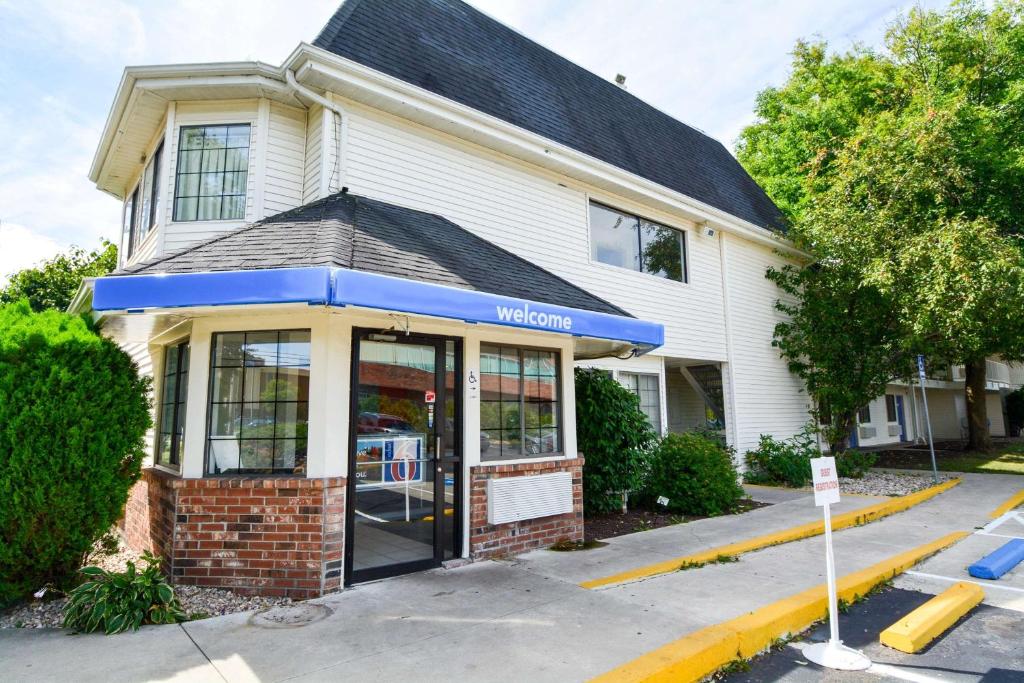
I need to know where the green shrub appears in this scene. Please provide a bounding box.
[0,301,150,605]
[743,425,819,487]
[575,368,658,514]
[835,449,877,479]
[63,551,184,634]
[645,432,744,516]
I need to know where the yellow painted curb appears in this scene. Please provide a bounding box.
[589,531,968,683]
[879,582,983,653]
[989,489,1024,518]
[580,478,961,590]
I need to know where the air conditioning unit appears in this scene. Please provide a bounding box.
[888,425,901,437]
[859,426,877,439]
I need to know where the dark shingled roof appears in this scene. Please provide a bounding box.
[117,192,630,317]
[313,0,786,233]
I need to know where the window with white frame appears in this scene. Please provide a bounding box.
[173,124,250,222]
[480,344,561,460]
[120,185,140,261]
[619,372,662,433]
[588,202,687,282]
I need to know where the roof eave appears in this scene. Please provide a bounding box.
[89,61,295,196]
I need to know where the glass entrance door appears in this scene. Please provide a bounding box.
[346,330,461,584]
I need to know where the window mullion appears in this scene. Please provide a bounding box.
[519,349,526,456]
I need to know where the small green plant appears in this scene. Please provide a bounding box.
[679,554,740,571]
[63,551,184,634]
[634,519,655,532]
[645,431,744,516]
[97,532,121,557]
[835,449,877,479]
[719,658,751,675]
[837,597,851,614]
[743,424,819,487]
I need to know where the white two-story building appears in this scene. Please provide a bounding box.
[74,0,921,597]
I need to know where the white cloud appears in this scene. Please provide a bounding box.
[0,222,62,286]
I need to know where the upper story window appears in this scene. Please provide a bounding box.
[480,344,561,460]
[156,340,189,470]
[139,141,163,243]
[173,124,250,222]
[121,141,164,263]
[206,330,310,475]
[588,201,687,282]
[121,186,138,261]
[858,405,872,424]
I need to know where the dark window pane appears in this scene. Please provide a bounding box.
[480,402,501,430]
[274,402,308,438]
[197,195,221,220]
[589,203,639,270]
[278,331,311,365]
[222,194,245,219]
[275,367,309,401]
[238,440,273,471]
[244,331,279,366]
[210,403,241,437]
[213,333,244,366]
[241,403,276,438]
[243,366,278,402]
[639,219,684,281]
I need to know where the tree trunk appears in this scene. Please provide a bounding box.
[965,358,992,452]
[828,414,855,454]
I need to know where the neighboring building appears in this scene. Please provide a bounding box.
[75,0,815,597]
[851,360,1023,449]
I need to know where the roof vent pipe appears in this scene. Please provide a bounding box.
[285,68,347,195]
[614,74,627,89]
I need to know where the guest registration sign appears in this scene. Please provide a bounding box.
[803,457,871,671]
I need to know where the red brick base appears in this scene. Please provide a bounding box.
[469,458,584,558]
[122,469,345,599]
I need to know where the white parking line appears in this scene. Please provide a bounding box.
[904,570,1024,594]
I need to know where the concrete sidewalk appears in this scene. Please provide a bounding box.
[1,473,1020,683]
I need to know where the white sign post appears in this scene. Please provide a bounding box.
[802,457,871,671]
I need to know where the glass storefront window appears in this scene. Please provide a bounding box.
[480,344,560,460]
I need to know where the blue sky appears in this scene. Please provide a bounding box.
[0,0,947,283]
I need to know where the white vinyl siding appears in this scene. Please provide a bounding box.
[340,104,728,362]
[303,104,324,203]
[264,102,306,215]
[720,234,810,452]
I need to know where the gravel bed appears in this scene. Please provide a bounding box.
[840,469,954,497]
[0,531,290,629]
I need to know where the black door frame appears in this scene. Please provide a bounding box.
[345,328,463,585]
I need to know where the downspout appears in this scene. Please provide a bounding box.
[285,69,347,194]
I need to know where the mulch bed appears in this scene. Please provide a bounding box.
[585,498,769,542]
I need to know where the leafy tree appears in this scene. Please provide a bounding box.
[0,239,117,312]
[738,1,1024,451]
[766,261,910,452]
[574,368,657,514]
[0,301,150,604]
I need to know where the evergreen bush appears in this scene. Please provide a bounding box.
[645,432,744,516]
[574,368,657,515]
[0,301,150,605]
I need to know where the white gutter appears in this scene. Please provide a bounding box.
[285,69,348,192]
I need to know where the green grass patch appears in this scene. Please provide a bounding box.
[679,554,740,571]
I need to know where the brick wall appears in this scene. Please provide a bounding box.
[469,457,584,558]
[122,469,345,599]
[121,469,176,573]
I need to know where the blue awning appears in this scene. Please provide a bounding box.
[92,267,664,351]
